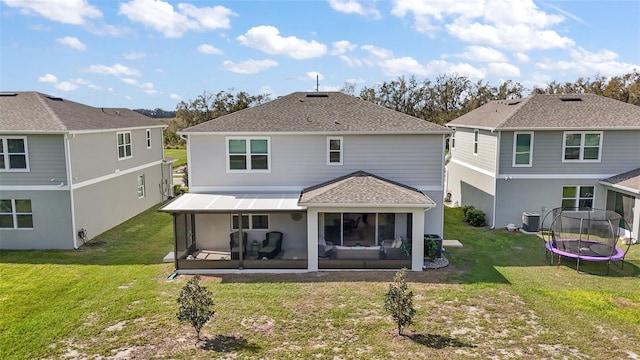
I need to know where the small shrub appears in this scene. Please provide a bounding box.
[462,205,475,220]
[384,268,415,336]
[177,275,215,342]
[467,208,486,227]
[424,237,437,260]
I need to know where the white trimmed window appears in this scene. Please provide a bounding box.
[0,137,29,171]
[231,214,269,230]
[563,132,602,162]
[473,129,479,155]
[117,131,132,160]
[227,137,270,171]
[0,199,33,229]
[561,185,594,208]
[145,129,152,149]
[512,132,533,167]
[137,175,145,199]
[327,137,343,165]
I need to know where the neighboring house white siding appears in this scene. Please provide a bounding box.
[450,128,497,174]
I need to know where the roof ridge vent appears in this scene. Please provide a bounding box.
[306,93,329,98]
[560,97,582,102]
[47,96,64,101]
[0,92,18,97]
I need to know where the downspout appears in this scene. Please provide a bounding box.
[439,134,446,237]
[64,133,78,248]
[492,130,500,229]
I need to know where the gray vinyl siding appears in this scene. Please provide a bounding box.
[73,164,166,240]
[0,190,73,249]
[69,128,164,182]
[189,134,444,189]
[423,190,444,236]
[0,134,67,186]
[446,161,495,225]
[499,130,640,175]
[494,178,607,229]
[450,128,497,173]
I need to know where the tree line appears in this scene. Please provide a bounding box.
[161,70,639,147]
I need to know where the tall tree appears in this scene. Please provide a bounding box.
[176,90,270,128]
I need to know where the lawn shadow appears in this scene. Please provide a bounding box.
[199,334,260,353]
[408,333,475,349]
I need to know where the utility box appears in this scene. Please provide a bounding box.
[522,212,540,232]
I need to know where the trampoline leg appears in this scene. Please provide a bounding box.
[576,257,580,273]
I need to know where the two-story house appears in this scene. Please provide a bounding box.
[0,92,173,249]
[445,94,640,242]
[160,92,450,272]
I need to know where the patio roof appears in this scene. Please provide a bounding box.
[599,168,640,195]
[159,193,306,214]
[299,171,436,208]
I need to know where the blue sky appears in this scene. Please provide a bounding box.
[2,0,639,110]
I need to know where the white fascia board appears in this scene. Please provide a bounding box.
[449,158,496,178]
[179,130,452,136]
[69,125,166,135]
[597,181,640,195]
[499,127,640,131]
[190,186,304,193]
[499,173,616,180]
[298,202,436,209]
[0,130,68,135]
[444,124,496,132]
[72,160,163,189]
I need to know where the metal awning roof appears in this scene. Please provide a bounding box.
[159,193,306,213]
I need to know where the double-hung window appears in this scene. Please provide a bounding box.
[0,137,29,171]
[117,131,132,160]
[145,129,152,149]
[563,132,602,162]
[137,175,145,199]
[473,129,479,155]
[512,132,533,167]
[0,199,33,229]
[561,185,594,208]
[327,137,343,165]
[450,129,455,150]
[227,137,270,171]
[231,214,269,230]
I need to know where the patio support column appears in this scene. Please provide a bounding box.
[634,197,640,243]
[411,208,425,271]
[307,208,319,271]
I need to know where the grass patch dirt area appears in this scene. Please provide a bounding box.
[1,206,638,359]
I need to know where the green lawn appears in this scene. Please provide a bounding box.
[164,147,187,167]
[1,205,638,359]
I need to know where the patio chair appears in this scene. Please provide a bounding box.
[230,231,248,260]
[258,231,283,259]
[318,240,336,259]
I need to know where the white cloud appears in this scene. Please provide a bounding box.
[123,51,146,60]
[457,46,506,62]
[121,77,157,94]
[237,26,327,60]
[38,73,58,83]
[535,47,639,77]
[339,55,363,67]
[330,40,356,56]
[391,0,574,52]
[56,36,86,51]
[197,44,223,55]
[55,81,79,91]
[222,59,278,74]
[169,93,182,101]
[514,52,530,63]
[4,0,102,25]
[86,64,141,77]
[486,62,520,77]
[327,0,381,19]
[118,0,236,38]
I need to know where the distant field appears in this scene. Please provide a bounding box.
[164,147,187,167]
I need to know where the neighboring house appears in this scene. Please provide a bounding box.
[160,92,450,272]
[445,94,640,242]
[0,92,173,249]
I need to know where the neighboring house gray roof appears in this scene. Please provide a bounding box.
[183,92,449,133]
[0,91,163,133]
[299,171,436,207]
[600,168,640,194]
[446,94,640,130]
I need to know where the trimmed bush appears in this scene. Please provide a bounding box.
[462,205,475,220]
[467,208,486,227]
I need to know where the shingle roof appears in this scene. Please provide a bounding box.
[299,171,436,207]
[184,92,448,133]
[446,94,640,130]
[600,168,640,194]
[0,92,163,132]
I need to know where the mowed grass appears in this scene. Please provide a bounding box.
[163,147,187,167]
[0,205,638,359]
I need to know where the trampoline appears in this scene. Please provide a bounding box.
[542,207,631,274]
